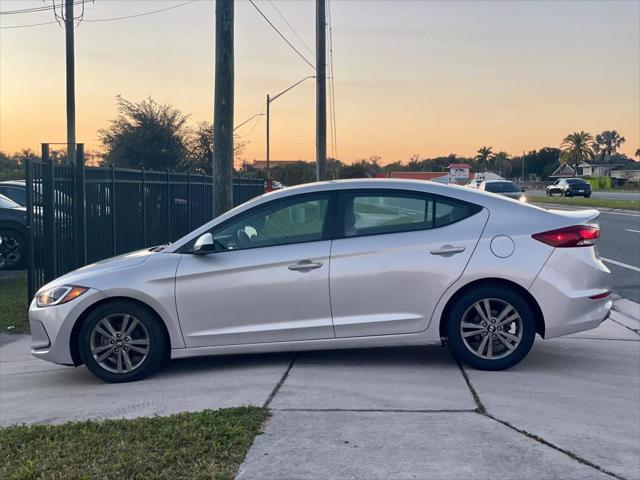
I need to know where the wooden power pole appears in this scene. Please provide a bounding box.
[315,0,327,181]
[64,0,76,165]
[212,0,234,217]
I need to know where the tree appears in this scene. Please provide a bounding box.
[98,96,189,170]
[635,148,640,160]
[594,130,625,162]
[489,151,511,178]
[474,146,494,172]
[185,121,246,174]
[560,131,594,177]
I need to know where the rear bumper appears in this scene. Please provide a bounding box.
[530,247,612,338]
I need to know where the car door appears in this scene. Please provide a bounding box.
[329,189,488,337]
[175,192,337,347]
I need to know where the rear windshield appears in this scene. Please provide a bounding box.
[566,179,588,185]
[484,182,519,193]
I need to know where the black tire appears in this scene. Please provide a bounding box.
[446,286,536,371]
[564,190,571,197]
[546,190,551,196]
[78,300,167,383]
[585,194,591,199]
[0,229,26,270]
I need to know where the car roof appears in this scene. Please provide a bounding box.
[483,180,513,184]
[0,180,25,186]
[166,178,556,253]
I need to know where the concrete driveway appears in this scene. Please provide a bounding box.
[1,301,639,480]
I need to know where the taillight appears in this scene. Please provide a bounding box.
[532,224,600,248]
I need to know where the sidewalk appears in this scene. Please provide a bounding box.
[237,300,640,480]
[1,300,639,479]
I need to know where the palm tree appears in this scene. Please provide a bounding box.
[635,148,640,160]
[594,130,626,162]
[474,146,494,172]
[560,131,594,177]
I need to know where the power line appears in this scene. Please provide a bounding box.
[267,0,315,58]
[0,0,86,16]
[83,0,198,23]
[1,0,197,29]
[0,20,58,29]
[248,0,316,71]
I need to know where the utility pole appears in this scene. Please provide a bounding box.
[212,0,234,217]
[315,0,327,181]
[64,0,76,165]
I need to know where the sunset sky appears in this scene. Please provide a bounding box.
[1,0,639,164]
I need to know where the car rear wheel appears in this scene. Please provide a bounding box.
[446,286,536,370]
[0,229,25,270]
[78,300,167,383]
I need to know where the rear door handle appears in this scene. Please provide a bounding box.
[430,245,466,256]
[288,260,323,271]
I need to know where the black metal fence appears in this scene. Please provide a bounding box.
[26,145,264,298]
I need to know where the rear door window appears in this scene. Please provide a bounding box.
[341,190,482,238]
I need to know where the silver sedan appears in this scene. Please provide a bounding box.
[29,179,612,382]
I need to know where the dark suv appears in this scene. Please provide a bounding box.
[546,178,592,198]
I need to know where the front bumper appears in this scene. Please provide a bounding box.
[530,247,612,338]
[29,288,106,365]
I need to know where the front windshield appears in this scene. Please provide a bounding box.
[484,182,519,193]
[0,193,21,209]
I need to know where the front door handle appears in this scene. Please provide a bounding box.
[430,245,466,256]
[288,260,323,271]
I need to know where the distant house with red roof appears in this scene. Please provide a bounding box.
[447,163,471,184]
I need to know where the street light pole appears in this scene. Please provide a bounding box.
[264,75,315,189]
[266,94,271,185]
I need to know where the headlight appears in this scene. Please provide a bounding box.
[36,285,88,308]
[519,195,527,202]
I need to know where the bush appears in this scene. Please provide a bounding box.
[584,176,612,190]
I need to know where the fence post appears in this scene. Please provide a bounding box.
[111,164,116,256]
[141,168,147,246]
[43,148,57,281]
[166,169,171,241]
[75,144,87,267]
[25,156,35,301]
[187,171,191,231]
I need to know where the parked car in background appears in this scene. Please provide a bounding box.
[0,193,27,269]
[546,178,592,198]
[465,179,483,189]
[29,179,611,383]
[479,180,527,202]
[0,180,27,206]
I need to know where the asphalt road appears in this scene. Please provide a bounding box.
[528,189,640,200]
[597,211,640,302]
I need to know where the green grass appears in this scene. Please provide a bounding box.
[0,273,29,334]
[0,407,268,480]
[528,195,640,211]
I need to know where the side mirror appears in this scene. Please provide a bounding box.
[191,233,216,255]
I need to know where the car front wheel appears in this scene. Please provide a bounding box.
[78,300,167,383]
[446,286,536,370]
[0,229,25,270]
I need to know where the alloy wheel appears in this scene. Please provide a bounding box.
[2,235,22,268]
[89,314,150,374]
[459,298,523,360]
